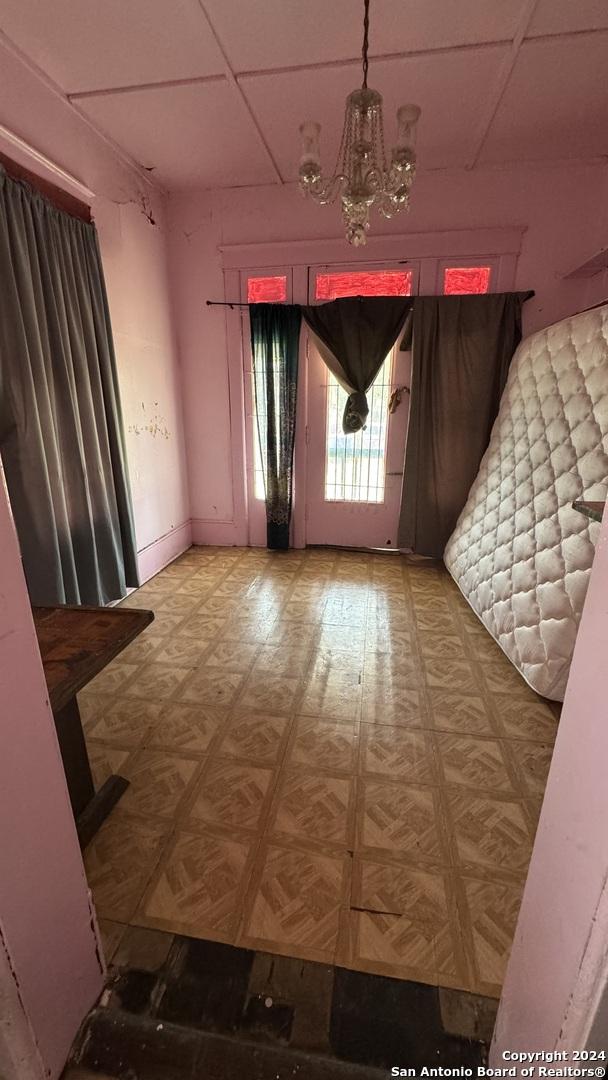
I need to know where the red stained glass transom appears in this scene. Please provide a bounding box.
[247,275,287,302]
[315,270,412,300]
[443,266,491,295]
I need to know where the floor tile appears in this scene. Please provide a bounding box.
[87,698,163,745]
[88,741,132,788]
[147,702,226,755]
[357,779,447,864]
[253,643,313,675]
[124,662,192,701]
[423,659,483,697]
[151,637,211,667]
[287,716,358,774]
[97,917,126,964]
[427,690,496,736]
[460,877,524,994]
[242,844,347,962]
[178,666,244,708]
[218,710,289,765]
[507,739,554,795]
[344,860,464,987]
[434,733,515,793]
[445,791,532,877]
[85,812,170,922]
[138,828,254,940]
[417,632,470,660]
[81,547,557,1000]
[238,672,302,715]
[87,662,140,695]
[120,749,200,819]
[187,758,275,831]
[493,695,558,742]
[177,614,229,640]
[271,770,353,846]
[361,726,437,785]
[205,639,260,673]
[482,661,538,698]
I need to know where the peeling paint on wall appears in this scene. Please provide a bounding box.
[128,401,171,440]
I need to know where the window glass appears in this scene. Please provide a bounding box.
[247,275,287,302]
[316,269,412,300]
[443,266,491,295]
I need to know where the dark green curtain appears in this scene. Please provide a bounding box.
[302,296,412,432]
[250,303,302,549]
[398,292,533,558]
[0,166,139,605]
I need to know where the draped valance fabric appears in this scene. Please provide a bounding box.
[302,296,412,433]
[0,166,139,605]
[250,303,302,549]
[398,292,533,558]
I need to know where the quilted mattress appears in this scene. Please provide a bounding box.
[444,303,608,701]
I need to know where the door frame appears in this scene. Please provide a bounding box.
[223,228,522,549]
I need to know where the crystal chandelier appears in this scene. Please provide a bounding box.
[298,0,421,246]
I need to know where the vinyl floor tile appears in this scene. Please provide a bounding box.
[83,547,557,999]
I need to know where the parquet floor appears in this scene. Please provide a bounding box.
[80,546,559,998]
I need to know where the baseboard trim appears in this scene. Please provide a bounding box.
[190,518,245,547]
[137,520,193,583]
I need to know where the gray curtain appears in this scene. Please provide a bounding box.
[250,303,302,550]
[398,292,533,558]
[303,296,411,432]
[0,166,139,605]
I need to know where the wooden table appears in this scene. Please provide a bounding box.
[33,604,154,847]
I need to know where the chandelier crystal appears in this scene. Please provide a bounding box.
[298,0,421,246]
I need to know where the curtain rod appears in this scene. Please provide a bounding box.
[206,300,250,308]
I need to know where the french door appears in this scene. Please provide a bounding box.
[304,263,415,549]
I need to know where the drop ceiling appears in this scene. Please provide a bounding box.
[1,0,607,190]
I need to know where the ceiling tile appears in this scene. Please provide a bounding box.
[240,45,508,178]
[78,81,279,189]
[0,0,225,94]
[479,34,608,165]
[205,0,525,72]
[527,0,608,37]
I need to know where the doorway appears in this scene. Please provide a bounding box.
[242,262,417,550]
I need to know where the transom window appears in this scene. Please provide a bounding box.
[443,266,491,294]
[315,269,412,300]
[247,275,287,302]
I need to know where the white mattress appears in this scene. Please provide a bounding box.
[444,304,608,701]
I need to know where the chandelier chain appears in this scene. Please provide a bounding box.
[362,0,370,89]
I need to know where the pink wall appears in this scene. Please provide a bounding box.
[0,477,104,1079]
[0,31,192,583]
[93,195,192,579]
[167,160,608,538]
[492,501,608,1057]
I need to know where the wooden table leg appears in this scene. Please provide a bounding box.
[53,697,129,847]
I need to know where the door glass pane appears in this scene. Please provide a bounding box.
[443,266,491,294]
[316,269,412,300]
[325,354,392,503]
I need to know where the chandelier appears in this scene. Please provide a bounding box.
[298,0,421,246]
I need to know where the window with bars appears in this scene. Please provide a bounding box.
[324,354,392,503]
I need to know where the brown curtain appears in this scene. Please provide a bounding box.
[398,292,533,558]
[302,296,412,432]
